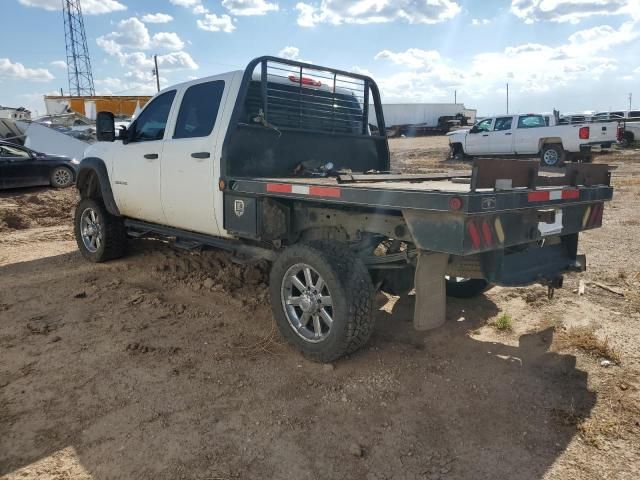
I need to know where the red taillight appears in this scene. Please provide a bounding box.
[467,221,482,250]
[481,220,493,246]
[579,126,590,139]
[449,196,463,211]
[617,125,624,141]
[288,75,322,87]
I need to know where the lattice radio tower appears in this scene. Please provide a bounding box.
[63,0,95,96]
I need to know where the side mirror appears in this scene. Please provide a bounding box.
[470,126,479,134]
[96,111,115,142]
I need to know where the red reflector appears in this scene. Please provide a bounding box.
[562,189,579,200]
[309,186,341,198]
[579,126,590,140]
[288,75,322,87]
[449,196,463,211]
[588,203,602,226]
[481,220,493,246]
[467,221,482,250]
[528,191,549,202]
[266,183,291,193]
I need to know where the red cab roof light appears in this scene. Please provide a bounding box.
[288,75,322,87]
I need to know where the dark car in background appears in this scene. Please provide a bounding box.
[0,141,79,190]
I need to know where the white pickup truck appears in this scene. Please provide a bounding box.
[73,57,614,362]
[448,114,620,166]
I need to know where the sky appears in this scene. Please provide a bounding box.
[1,0,639,117]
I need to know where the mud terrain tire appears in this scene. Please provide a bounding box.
[74,198,126,263]
[269,241,375,362]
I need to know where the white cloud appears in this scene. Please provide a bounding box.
[295,0,461,27]
[277,46,312,63]
[511,0,637,24]
[375,48,442,69]
[278,46,300,60]
[18,0,126,15]
[152,32,185,51]
[169,0,201,6]
[0,58,54,81]
[96,17,186,54]
[222,0,279,16]
[50,60,67,69]
[141,13,174,24]
[119,51,199,71]
[193,5,209,14]
[197,14,236,32]
[471,18,491,25]
[373,21,637,102]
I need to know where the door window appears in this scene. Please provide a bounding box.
[628,111,640,119]
[517,115,546,128]
[475,118,493,132]
[174,81,225,139]
[493,117,513,131]
[131,90,176,142]
[0,145,30,158]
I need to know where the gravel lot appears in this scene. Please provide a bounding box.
[1,137,639,480]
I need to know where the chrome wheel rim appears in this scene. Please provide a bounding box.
[281,263,333,343]
[53,168,72,186]
[543,149,558,166]
[80,208,102,253]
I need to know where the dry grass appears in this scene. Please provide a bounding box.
[556,326,621,364]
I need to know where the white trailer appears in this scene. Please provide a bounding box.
[369,103,476,136]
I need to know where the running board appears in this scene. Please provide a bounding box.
[124,219,277,261]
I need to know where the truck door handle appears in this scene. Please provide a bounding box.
[144,153,158,159]
[482,134,489,137]
[191,152,211,159]
[505,133,512,136]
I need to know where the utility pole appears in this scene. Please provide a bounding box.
[506,83,509,114]
[153,55,160,92]
[629,93,633,110]
[454,89,457,104]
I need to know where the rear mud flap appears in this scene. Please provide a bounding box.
[413,251,449,331]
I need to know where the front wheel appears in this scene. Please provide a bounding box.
[269,241,375,362]
[74,198,127,262]
[50,166,74,188]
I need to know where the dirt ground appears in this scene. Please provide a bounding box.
[1,137,639,480]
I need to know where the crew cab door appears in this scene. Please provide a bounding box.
[465,118,493,154]
[161,77,230,235]
[111,90,176,223]
[488,116,515,153]
[513,114,547,154]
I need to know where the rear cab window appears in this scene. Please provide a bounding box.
[493,117,513,131]
[174,80,225,139]
[517,115,546,128]
[243,76,367,135]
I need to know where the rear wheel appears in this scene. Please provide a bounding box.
[620,131,634,148]
[445,277,489,298]
[74,198,127,262]
[269,241,375,362]
[50,166,74,188]
[540,144,565,167]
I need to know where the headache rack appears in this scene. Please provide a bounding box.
[222,56,390,178]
